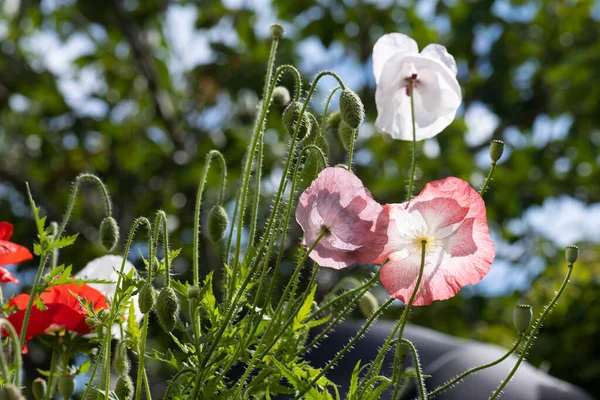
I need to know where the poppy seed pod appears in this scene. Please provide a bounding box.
[115,375,134,400]
[272,86,291,107]
[282,102,311,139]
[208,205,229,242]
[339,89,365,129]
[338,121,356,152]
[513,304,532,334]
[270,23,284,39]
[358,291,379,317]
[32,378,47,400]
[156,287,180,332]
[99,216,120,252]
[58,376,76,399]
[138,283,156,314]
[490,140,505,163]
[565,245,579,264]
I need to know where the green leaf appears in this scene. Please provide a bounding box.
[293,283,317,331]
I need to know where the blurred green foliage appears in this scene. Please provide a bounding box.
[0,0,599,397]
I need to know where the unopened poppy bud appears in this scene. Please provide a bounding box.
[489,140,505,163]
[270,23,284,39]
[339,89,365,129]
[513,304,532,334]
[1,384,25,400]
[272,86,291,107]
[324,111,342,138]
[85,316,97,327]
[208,205,228,242]
[156,287,180,332]
[188,285,201,300]
[58,375,75,399]
[114,343,130,376]
[32,378,47,400]
[115,375,134,400]
[358,292,379,317]
[338,121,356,151]
[565,245,579,264]
[282,102,311,138]
[99,216,120,252]
[138,283,155,314]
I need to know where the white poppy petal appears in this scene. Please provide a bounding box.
[421,44,458,75]
[372,33,419,84]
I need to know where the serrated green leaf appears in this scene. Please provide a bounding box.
[293,284,317,331]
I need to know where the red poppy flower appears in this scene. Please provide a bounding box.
[7,283,109,353]
[0,222,33,284]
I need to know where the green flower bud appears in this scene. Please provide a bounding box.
[85,316,97,328]
[270,23,284,39]
[272,86,291,107]
[58,375,75,399]
[282,102,311,139]
[324,110,342,138]
[138,283,156,314]
[114,343,131,376]
[208,205,229,242]
[489,140,505,163]
[338,121,356,152]
[99,216,120,252]
[188,285,201,301]
[32,378,47,400]
[358,292,379,317]
[339,89,364,129]
[156,287,180,332]
[115,375,134,400]
[513,304,532,334]
[565,245,579,264]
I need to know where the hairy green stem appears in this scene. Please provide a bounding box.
[321,86,342,136]
[479,162,497,196]
[489,265,573,400]
[401,338,428,400]
[134,315,150,400]
[193,150,227,286]
[429,334,524,398]
[293,297,395,400]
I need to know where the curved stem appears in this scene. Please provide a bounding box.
[321,86,342,137]
[479,162,497,196]
[293,298,395,400]
[401,338,427,400]
[0,319,21,386]
[192,150,227,286]
[248,134,263,247]
[429,334,524,398]
[45,334,60,400]
[406,80,417,201]
[391,241,427,399]
[489,265,573,400]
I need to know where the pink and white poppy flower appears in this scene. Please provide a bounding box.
[373,33,462,141]
[296,167,389,269]
[374,177,494,306]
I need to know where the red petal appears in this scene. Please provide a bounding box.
[0,241,33,267]
[0,222,13,241]
[0,267,19,284]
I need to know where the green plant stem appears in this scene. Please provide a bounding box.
[230,37,279,302]
[391,241,427,398]
[192,150,227,286]
[45,334,60,400]
[134,315,150,400]
[401,338,428,400]
[293,297,395,400]
[406,80,417,201]
[0,319,21,386]
[489,264,573,400]
[429,334,524,398]
[17,253,48,349]
[479,162,497,196]
[248,134,263,246]
[347,127,356,170]
[321,86,342,136]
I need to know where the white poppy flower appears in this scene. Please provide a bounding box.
[373,33,462,141]
[76,255,142,336]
